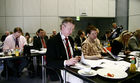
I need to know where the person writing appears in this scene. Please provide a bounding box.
[46,18,81,82]
[111,30,131,55]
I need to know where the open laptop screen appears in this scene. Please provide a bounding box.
[103,47,123,61]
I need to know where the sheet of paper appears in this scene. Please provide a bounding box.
[72,52,130,72]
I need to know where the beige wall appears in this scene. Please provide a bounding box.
[0,0,116,38]
[129,0,140,32]
[0,0,60,37]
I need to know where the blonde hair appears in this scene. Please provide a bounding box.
[114,30,131,47]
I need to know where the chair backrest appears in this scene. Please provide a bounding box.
[23,45,31,56]
[0,43,3,52]
[45,66,63,83]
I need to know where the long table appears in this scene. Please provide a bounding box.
[64,56,140,83]
[64,67,140,83]
[0,52,46,83]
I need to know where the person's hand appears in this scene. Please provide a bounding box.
[124,50,131,55]
[75,56,81,61]
[65,58,79,66]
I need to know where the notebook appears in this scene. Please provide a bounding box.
[103,47,123,61]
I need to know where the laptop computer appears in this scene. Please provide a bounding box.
[103,47,123,61]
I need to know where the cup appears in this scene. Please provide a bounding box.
[4,49,9,56]
[4,51,8,56]
[136,52,140,57]
[83,65,91,73]
[119,52,124,55]
[8,50,12,56]
[40,48,47,51]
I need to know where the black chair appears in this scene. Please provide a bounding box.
[44,66,63,83]
[0,43,3,52]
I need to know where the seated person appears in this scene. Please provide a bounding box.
[33,29,48,76]
[2,27,28,78]
[25,32,33,45]
[74,30,86,47]
[110,22,123,40]
[46,18,81,82]
[82,25,105,60]
[1,31,10,42]
[50,29,57,38]
[111,30,131,55]
[128,29,140,51]
[33,31,39,40]
[33,29,48,50]
[74,30,86,56]
[101,30,112,42]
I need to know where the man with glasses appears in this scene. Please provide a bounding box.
[82,25,105,59]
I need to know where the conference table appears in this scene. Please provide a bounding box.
[64,52,140,83]
[0,49,46,83]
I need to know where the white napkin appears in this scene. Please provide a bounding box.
[129,51,140,56]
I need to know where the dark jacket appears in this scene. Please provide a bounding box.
[1,35,7,42]
[74,35,85,46]
[111,40,123,55]
[46,33,74,69]
[110,27,122,40]
[33,36,48,50]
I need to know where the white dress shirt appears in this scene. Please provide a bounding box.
[3,34,27,51]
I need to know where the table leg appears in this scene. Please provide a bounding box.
[42,56,46,83]
[3,60,8,80]
[33,57,37,75]
[64,70,66,83]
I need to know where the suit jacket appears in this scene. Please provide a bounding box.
[1,35,7,42]
[110,27,122,40]
[46,33,74,69]
[33,36,48,50]
[74,35,85,46]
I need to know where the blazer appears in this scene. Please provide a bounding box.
[110,27,122,40]
[74,35,86,46]
[46,33,74,69]
[33,36,48,50]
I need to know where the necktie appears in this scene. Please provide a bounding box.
[65,38,72,58]
[15,38,19,47]
[41,38,47,48]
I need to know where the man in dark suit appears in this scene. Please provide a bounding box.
[1,31,10,42]
[32,28,48,77]
[110,22,123,40]
[33,28,48,50]
[46,18,80,81]
[109,22,123,45]
[74,30,86,56]
[74,30,86,47]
